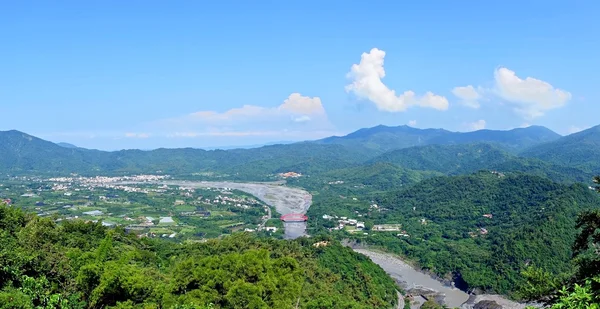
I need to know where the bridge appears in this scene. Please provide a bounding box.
[280,213,308,222]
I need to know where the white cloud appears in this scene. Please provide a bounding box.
[182,93,326,125]
[408,120,417,127]
[452,85,482,108]
[493,67,571,119]
[279,93,325,115]
[452,67,571,119]
[345,48,449,112]
[158,93,334,139]
[125,133,150,138]
[293,115,312,123]
[465,120,486,131]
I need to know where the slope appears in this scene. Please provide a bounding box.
[0,131,364,178]
[0,203,398,308]
[317,125,560,154]
[521,124,600,173]
[365,172,600,296]
[371,143,593,183]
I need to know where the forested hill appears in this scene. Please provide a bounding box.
[521,124,600,173]
[369,143,594,183]
[0,125,568,178]
[316,124,560,153]
[362,172,600,296]
[0,130,364,177]
[0,203,398,309]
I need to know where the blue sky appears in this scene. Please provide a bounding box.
[1,0,598,150]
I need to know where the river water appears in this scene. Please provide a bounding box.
[131,180,529,308]
[354,249,469,308]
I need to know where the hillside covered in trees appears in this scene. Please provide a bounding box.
[0,203,398,309]
[305,172,600,299]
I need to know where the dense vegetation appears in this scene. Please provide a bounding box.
[316,124,560,153]
[0,203,398,309]
[305,172,600,298]
[0,124,566,178]
[370,143,594,183]
[522,124,600,174]
[3,124,600,307]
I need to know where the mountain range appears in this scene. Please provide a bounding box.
[0,125,598,182]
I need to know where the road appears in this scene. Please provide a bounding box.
[258,205,272,230]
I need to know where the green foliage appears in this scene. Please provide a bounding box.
[370,143,593,184]
[317,124,559,153]
[521,125,600,173]
[525,278,600,309]
[0,203,398,308]
[0,125,565,179]
[518,266,564,301]
[323,172,600,297]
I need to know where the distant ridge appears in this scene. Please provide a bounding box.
[316,124,561,153]
[56,142,79,149]
[0,124,594,180]
[521,124,600,172]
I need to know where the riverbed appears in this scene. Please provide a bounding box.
[148,180,312,239]
[130,180,531,308]
[353,249,530,309]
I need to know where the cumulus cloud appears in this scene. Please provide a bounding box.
[465,120,486,131]
[184,93,326,125]
[408,120,417,127]
[345,48,449,112]
[452,85,482,108]
[453,67,571,119]
[279,93,325,115]
[494,67,571,119]
[158,93,334,139]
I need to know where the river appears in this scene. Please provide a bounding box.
[146,180,312,239]
[135,180,530,308]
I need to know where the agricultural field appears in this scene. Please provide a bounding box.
[0,175,279,241]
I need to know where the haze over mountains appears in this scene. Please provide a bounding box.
[1,124,598,183]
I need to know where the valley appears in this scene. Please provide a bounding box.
[134,180,312,239]
[1,124,600,308]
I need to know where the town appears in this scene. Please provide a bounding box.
[0,175,282,241]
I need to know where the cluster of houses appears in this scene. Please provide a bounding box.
[278,172,302,178]
[47,175,171,195]
[199,193,258,209]
[244,226,278,233]
[322,214,366,230]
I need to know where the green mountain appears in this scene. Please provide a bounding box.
[521,125,600,173]
[0,203,398,308]
[317,125,561,154]
[370,143,593,183]
[0,131,362,178]
[56,142,79,149]
[366,172,600,296]
[289,162,444,193]
[0,125,586,183]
